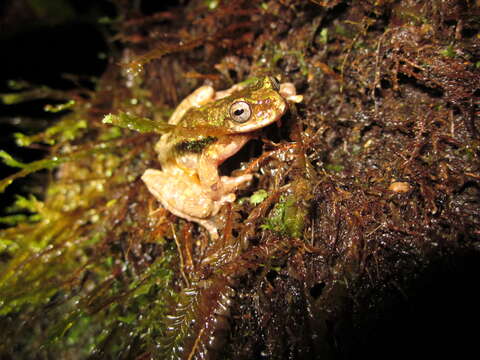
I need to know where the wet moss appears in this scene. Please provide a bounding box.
[1,0,479,359]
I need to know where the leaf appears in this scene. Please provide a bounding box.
[249,189,268,205]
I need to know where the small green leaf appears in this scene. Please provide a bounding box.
[204,0,220,10]
[249,189,268,205]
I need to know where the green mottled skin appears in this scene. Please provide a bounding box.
[181,78,277,127]
[165,77,284,159]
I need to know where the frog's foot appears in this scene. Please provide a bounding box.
[219,174,253,193]
[209,174,252,201]
[279,82,303,103]
[164,208,220,241]
[195,218,220,240]
[143,168,214,218]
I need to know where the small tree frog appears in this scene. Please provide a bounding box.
[142,76,301,239]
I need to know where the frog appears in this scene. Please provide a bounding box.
[142,76,302,239]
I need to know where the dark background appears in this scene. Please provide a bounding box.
[0,0,181,213]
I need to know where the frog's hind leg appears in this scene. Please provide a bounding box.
[142,168,219,240]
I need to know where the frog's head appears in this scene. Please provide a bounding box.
[223,76,287,133]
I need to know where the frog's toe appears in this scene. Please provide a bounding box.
[220,174,253,192]
[222,193,236,203]
[279,82,303,103]
[196,219,219,240]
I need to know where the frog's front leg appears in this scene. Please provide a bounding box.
[198,135,250,188]
[219,174,253,193]
[197,154,221,188]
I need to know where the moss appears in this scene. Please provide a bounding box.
[262,194,306,238]
[439,44,456,58]
[249,189,268,205]
[103,112,173,134]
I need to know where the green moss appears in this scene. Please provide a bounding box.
[0,195,43,226]
[317,28,328,45]
[0,143,117,193]
[262,194,306,238]
[324,163,344,172]
[103,112,173,133]
[249,189,268,205]
[204,0,221,10]
[0,238,19,252]
[15,114,87,146]
[1,86,68,105]
[258,42,309,77]
[439,44,456,58]
[0,150,28,168]
[44,100,76,113]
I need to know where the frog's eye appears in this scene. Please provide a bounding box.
[230,101,252,123]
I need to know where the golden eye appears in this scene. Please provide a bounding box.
[229,101,252,123]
